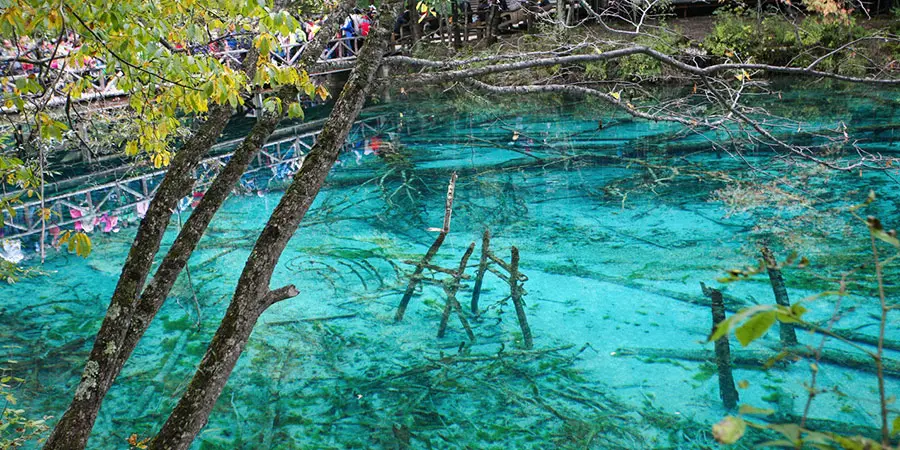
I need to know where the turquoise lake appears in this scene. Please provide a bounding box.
[2,83,900,448]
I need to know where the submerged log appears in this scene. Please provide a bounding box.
[702,282,739,410]
[614,345,900,379]
[551,269,900,354]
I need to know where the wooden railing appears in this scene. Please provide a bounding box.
[1,113,391,240]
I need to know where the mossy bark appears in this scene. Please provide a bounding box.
[148,23,388,450]
[43,50,259,450]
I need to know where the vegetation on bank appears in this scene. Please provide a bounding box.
[405,5,900,83]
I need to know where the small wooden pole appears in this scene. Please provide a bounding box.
[395,173,458,322]
[702,282,739,410]
[471,228,491,314]
[485,4,499,44]
[408,0,422,43]
[761,246,798,347]
[509,246,534,349]
[438,242,476,340]
[451,0,462,48]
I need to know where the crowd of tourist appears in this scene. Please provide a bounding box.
[1,33,101,76]
[0,7,381,80]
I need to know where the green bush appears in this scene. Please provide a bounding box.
[702,7,881,76]
[703,8,756,58]
[613,25,685,80]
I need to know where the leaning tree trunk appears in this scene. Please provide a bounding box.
[114,3,349,392]
[45,7,354,445]
[43,50,259,450]
[148,22,388,450]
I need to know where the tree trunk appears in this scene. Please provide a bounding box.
[43,49,259,450]
[485,4,500,44]
[557,0,565,27]
[114,2,348,388]
[148,23,388,450]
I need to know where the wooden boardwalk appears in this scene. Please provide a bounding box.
[1,114,392,240]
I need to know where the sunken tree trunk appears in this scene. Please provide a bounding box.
[702,282,739,410]
[760,246,798,347]
[148,23,388,450]
[43,50,259,450]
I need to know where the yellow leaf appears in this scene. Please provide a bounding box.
[712,416,745,444]
[738,404,774,416]
[315,84,329,101]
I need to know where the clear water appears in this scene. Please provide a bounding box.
[3,82,900,449]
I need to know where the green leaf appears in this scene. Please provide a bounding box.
[287,102,304,120]
[735,311,776,347]
[707,316,734,343]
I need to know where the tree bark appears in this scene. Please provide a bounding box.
[148,23,388,450]
[451,0,461,48]
[408,0,422,44]
[43,50,259,450]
